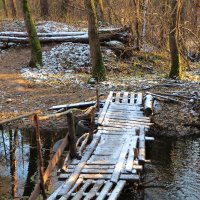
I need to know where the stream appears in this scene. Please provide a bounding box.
[0,129,200,199]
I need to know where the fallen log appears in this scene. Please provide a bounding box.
[0,28,123,37]
[0,28,128,44]
[144,94,154,117]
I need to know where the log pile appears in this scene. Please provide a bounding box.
[0,27,130,44]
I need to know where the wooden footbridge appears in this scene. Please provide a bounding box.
[47,91,154,200]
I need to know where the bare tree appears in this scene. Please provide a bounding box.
[141,0,148,47]
[40,0,49,18]
[133,0,141,50]
[60,0,70,18]
[169,0,182,79]
[22,0,42,68]
[10,0,18,18]
[2,0,9,17]
[84,0,106,81]
[95,0,104,22]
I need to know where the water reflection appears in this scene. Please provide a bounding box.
[120,135,200,200]
[0,128,65,199]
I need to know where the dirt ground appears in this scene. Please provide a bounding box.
[0,33,200,136]
[0,45,97,119]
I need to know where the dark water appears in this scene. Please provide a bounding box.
[120,135,200,200]
[0,128,65,199]
[1,129,200,199]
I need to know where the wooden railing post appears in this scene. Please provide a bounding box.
[66,112,77,158]
[34,114,47,199]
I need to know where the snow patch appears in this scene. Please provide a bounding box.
[36,21,79,33]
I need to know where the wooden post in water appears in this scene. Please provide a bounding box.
[34,114,47,199]
[66,112,77,158]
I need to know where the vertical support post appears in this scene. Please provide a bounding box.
[34,114,46,199]
[88,115,94,143]
[66,112,77,158]
[96,84,100,112]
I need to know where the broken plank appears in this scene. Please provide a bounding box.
[125,137,138,172]
[98,92,113,125]
[57,132,101,197]
[111,136,130,183]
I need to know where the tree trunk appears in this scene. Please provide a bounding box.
[169,0,182,79]
[84,0,106,81]
[95,0,104,22]
[60,0,69,18]
[141,0,148,47]
[40,0,49,19]
[160,0,169,48]
[22,0,42,68]
[10,0,18,18]
[2,0,9,17]
[133,0,141,50]
[107,0,113,24]
[192,0,199,34]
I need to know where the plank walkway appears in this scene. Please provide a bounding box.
[48,91,153,200]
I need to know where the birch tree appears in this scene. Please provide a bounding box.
[169,0,182,79]
[84,0,106,81]
[22,0,42,68]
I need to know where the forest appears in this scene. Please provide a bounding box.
[0,0,199,199]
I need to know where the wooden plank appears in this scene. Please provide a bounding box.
[83,180,105,200]
[138,126,145,163]
[71,180,93,200]
[136,93,143,105]
[103,121,152,127]
[130,92,135,104]
[30,133,69,200]
[61,167,140,174]
[48,184,65,200]
[49,101,96,110]
[96,181,113,200]
[57,132,101,197]
[88,155,119,161]
[125,137,138,172]
[68,165,115,169]
[122,92,129,103]
[104,117,151,123]
[114,92,121,103]
[59,178,83,200]
[108,180,126,200]
[111,136,130,183]
[98,91,113,125]
[59,174,139,180]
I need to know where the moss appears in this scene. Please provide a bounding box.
[91,51,106,81]
[22,0,42,68]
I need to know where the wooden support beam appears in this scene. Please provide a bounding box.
[67,112,77,158]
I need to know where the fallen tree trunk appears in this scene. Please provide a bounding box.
[0,28,124,37]
[0,28,129,44]
[144,94,154,117]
